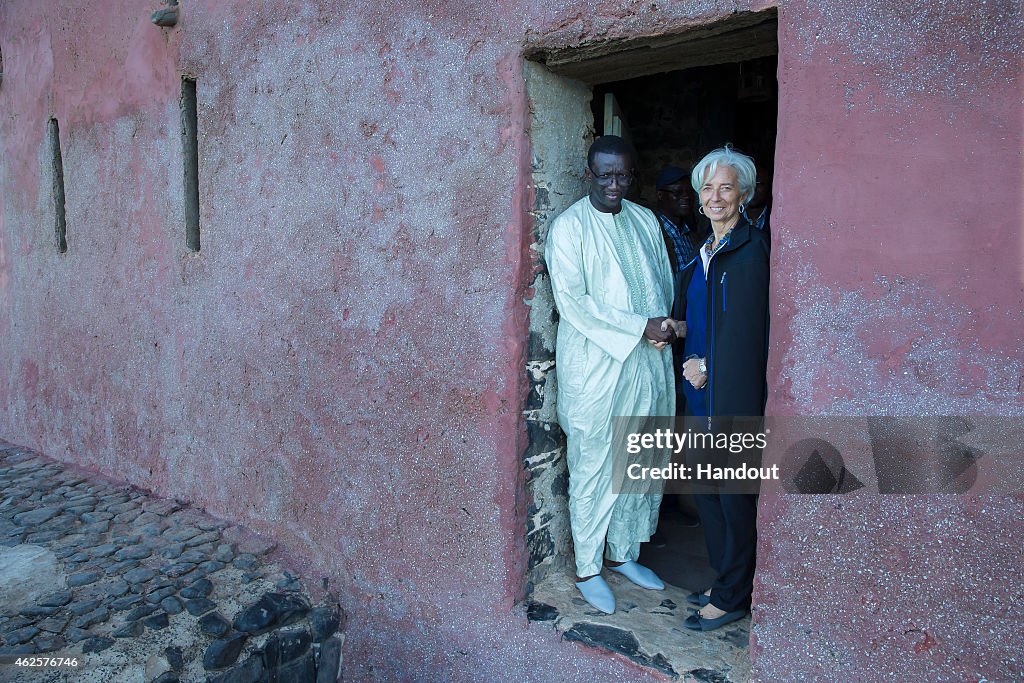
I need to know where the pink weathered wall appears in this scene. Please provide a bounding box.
[1,0,1021,680]
[758,0,1023,680]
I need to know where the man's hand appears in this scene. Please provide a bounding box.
[644,317,675,349]
[682,357,708,389]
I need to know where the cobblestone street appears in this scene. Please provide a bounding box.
[0,440,344,682]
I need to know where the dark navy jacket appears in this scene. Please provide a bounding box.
[672,218,770,418]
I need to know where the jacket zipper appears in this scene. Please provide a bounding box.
[708,260,714,430]
[721,271,727,312]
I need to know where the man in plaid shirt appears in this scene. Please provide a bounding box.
[655,165,707,274]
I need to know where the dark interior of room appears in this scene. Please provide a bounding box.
[593,55,777,214]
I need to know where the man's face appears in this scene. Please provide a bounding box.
[657,181,692,222]
[586,151,634,213]
[748,170,772,211]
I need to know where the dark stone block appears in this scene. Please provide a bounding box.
[185,597,216,616]
[34,635,66,652]
[111,594,143,610]
[68,571,101,587]
[105,579,131,597]
[82,636,116,653]
[123,567,157,584]
[3,626,39,645]
[68,599,102,616]
[164,526,201,543]
[526,526,554,570]
[143,612,170,630]
[65,627,89,643]
[197,560,226,575]
[527,330,555,360]
[689,669,731,683]
[185,531,221,547]
[563,623,676,677]
[524,421,563,459]
[153,673,180,683]
[199,611,231,637]
[20,604,60,618]
[203,633,248,670]
[180,578,213,599]
[178,548,207,564]
[36,615,70,633]
[1,616,35,631]
[0,644,37,656]
[233,593,310,635]
[276,650,315,683]
[127,604,159,621]
[25,530,64,543]
[160,596,184,614]
[316,635,343,683]
[138,522,165,537]
[264,628,310,667]
[214,545,234,563]
[38,590,73,607]
[232,554,258,570]
[165,645,185,670]
[212,654,265,683]
[310,605,341,642]
[13,506,60,525]
[550,468,568,497]
[160,543,185,560]
[146,586,178,604]
[113,621,144,638]
[525,601,559,622]
[91,543,118,557]
[115,544,152,561]
[162,562,196,578]
[71,608,109,629]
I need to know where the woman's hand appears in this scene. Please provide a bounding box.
[661,318,686,339]
[682,357,708,389]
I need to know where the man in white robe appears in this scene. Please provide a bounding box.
[545,136,677,614]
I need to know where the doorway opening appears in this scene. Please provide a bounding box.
[522,10,778,680]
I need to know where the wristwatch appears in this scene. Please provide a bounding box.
[698,357,707,374]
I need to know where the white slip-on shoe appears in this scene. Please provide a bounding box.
[575,575,615,614]
[607,561,665,590]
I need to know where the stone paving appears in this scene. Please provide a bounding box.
[0,440,345,683]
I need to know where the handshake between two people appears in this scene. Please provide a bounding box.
[643,317,686,351]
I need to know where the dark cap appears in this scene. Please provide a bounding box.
[655,166,688,190]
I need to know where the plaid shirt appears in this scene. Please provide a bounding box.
[658,213,702,274]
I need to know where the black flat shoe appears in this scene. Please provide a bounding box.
[686,590,711,607]
[683,608,746,631]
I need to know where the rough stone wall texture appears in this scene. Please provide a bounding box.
[1,0,1021,681]
[521,62,591,590]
